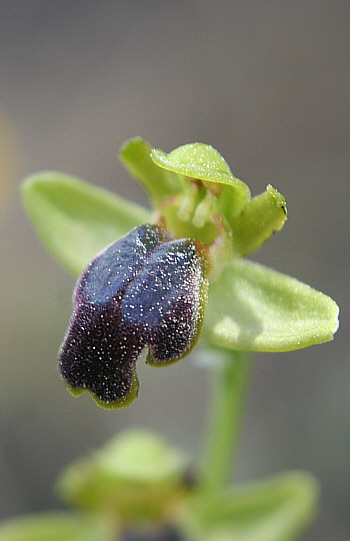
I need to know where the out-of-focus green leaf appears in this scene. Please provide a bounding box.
[151,143,250,218]
[0,512,108,541]
[230,185,287,256]
[22,172,152,275]
[119,137,183,205]
[204,258,339,352]
[182,472,319,541]
[56,430,190,525]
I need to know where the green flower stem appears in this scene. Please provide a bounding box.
[201,350,251,491]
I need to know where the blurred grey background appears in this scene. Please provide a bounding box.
[0,1,349,539]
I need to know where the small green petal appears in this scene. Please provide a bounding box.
[120,137,183,205]
[56,430,190,524]
[182,471,319,541]
[0,512,107,541]
[151,143,250,217]
[204,258,339,352]
[230,185,287,256]
[21,172,152,275]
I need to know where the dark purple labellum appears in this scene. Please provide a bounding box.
[59,224,208,409]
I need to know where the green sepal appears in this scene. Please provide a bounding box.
[151,143,251,218]
[182,471,319,541]
[204,258,339,352]
[230,185,287,256]
[0,512,108,541]
[21,172,152,275]
[119,137,183,205]
[56,430,190,525]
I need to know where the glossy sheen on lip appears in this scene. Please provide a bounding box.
[59,224,208,408]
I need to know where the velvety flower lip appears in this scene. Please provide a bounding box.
[59,224,208,408]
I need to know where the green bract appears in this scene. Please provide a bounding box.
[22,136,339,359]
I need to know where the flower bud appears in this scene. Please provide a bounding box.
[59,225,208,408]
